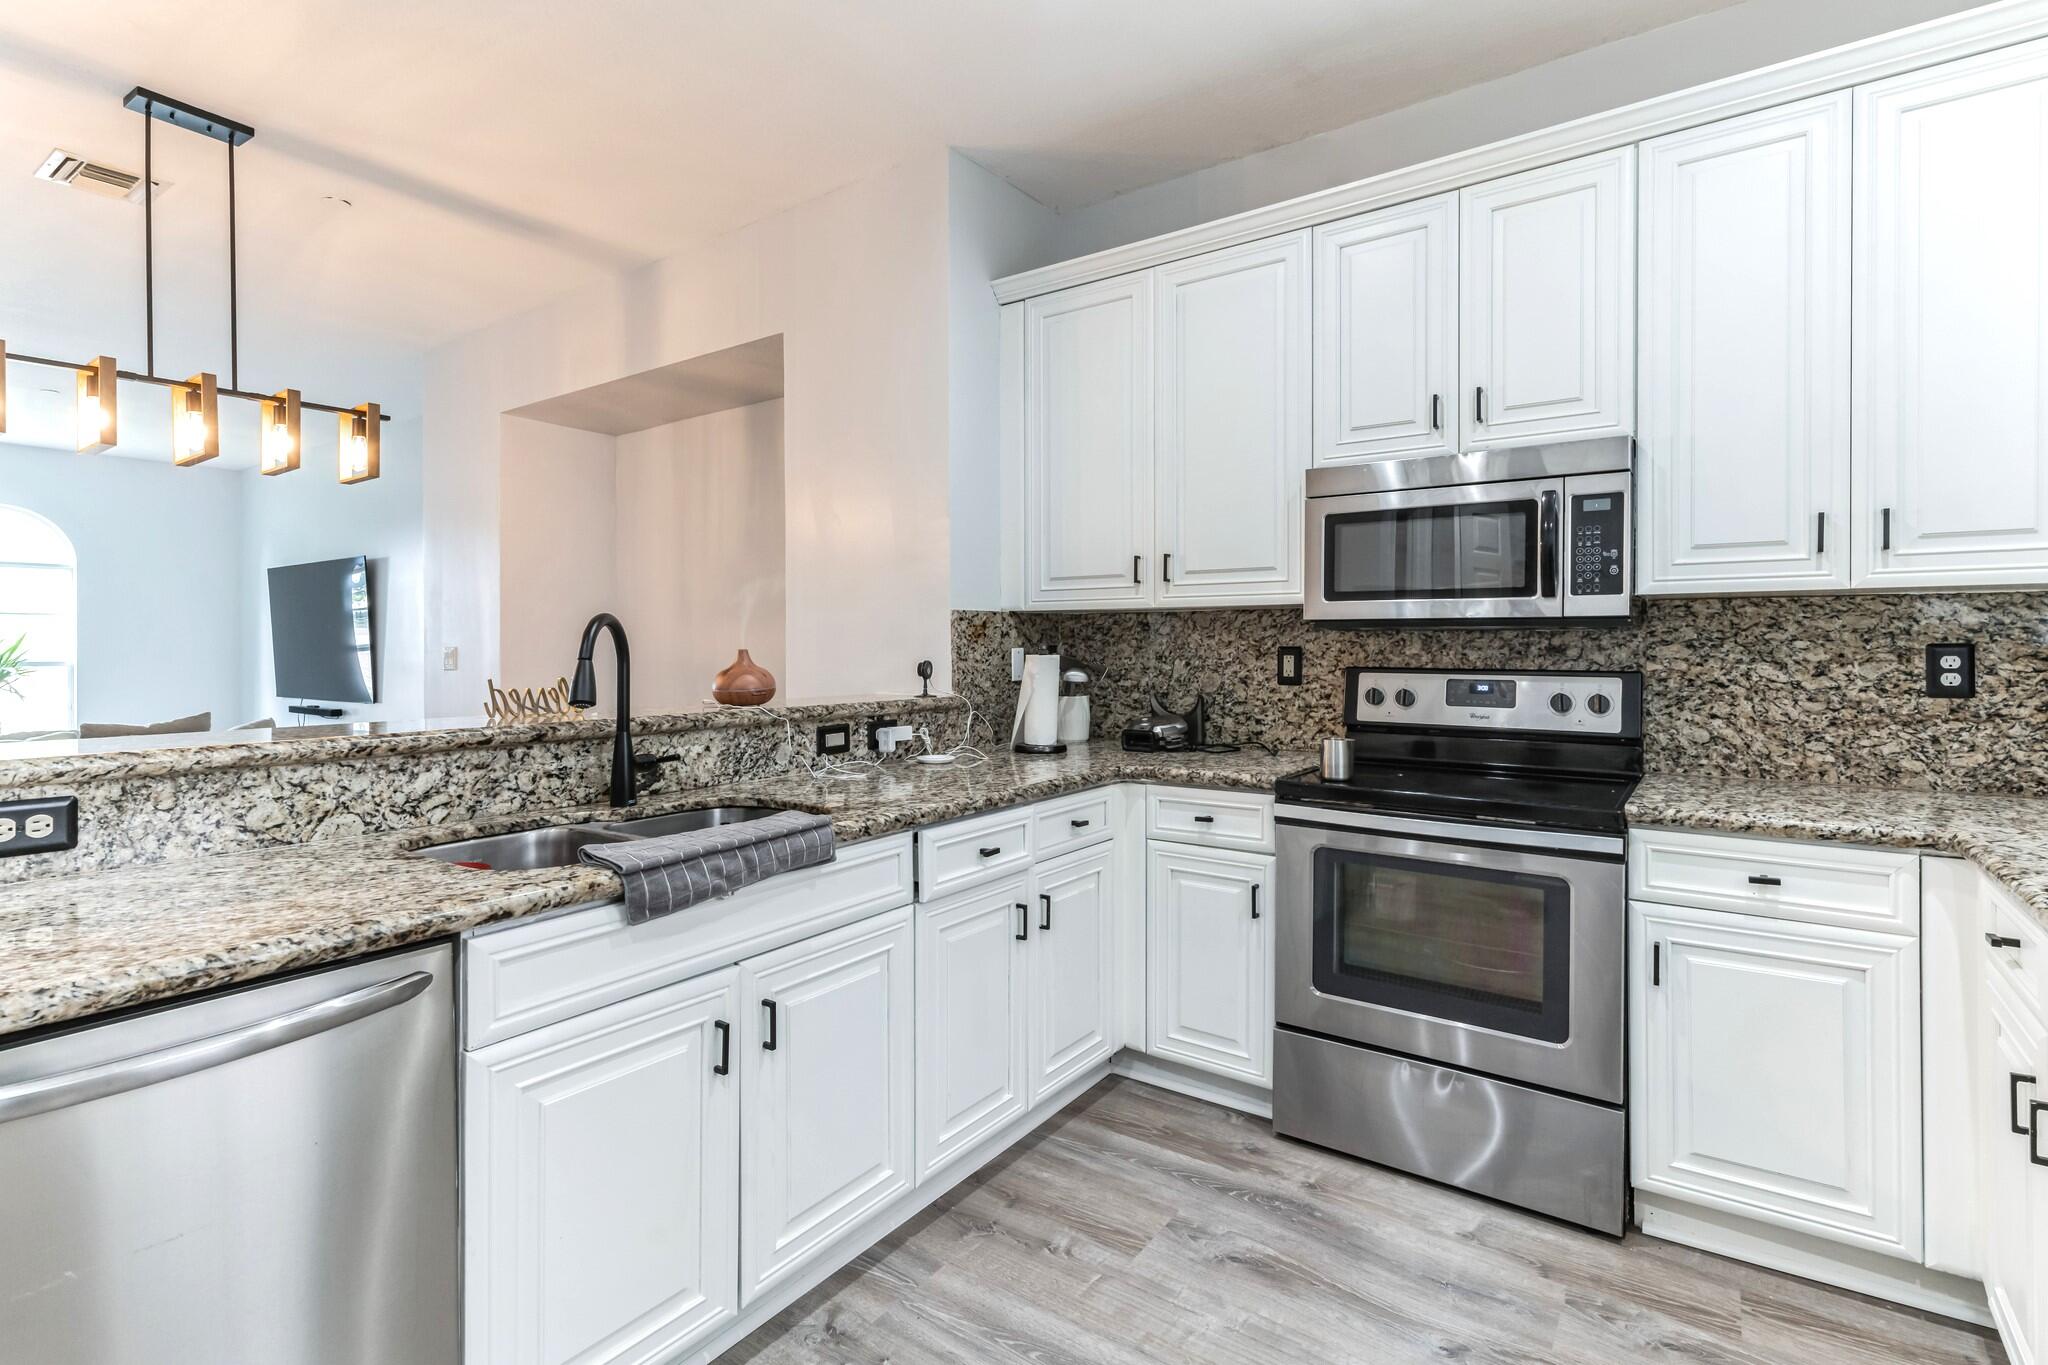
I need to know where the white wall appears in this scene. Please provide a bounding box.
[614,399,786,711]
[1030,0,1992,263]
[498,416,619,714]
[1,443,247,728]
[424,151,954,716]
[947,152,1059,610]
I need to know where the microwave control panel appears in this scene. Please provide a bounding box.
[1570,492,1626,597]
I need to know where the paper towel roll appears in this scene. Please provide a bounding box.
[1011,653,1062,750]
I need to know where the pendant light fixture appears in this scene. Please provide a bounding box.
[259,388,301,475]
[6,89,386,480]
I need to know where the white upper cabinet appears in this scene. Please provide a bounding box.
[1460,148,1636,448]
[1639,95,1852,594]
[1856,38,2048,588]
[1153,232,1310,605]
[1024,273,1153,606]
[1313,194,1459,464]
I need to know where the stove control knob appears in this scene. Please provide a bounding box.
[1549,693,1575,715]
[1394,688,1416,709]
[1586,693,1614,716]
[1363,687,1386,707]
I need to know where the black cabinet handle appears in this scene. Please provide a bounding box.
[1474,385,1487,424]
[1163,553,1172,584]
[1250,885,1260,920]
[2032,1100,2048,1167]
[1041,894,1052,932]
[1881,507,1892,551]
[761,999,778,1051]
[1069,818,1090,829]
[2011,1072,2036,1135]
[1989,933,2023,951]
[978,846,1002,858]
[1132,553,1141,585]
[1430,393,1442,432]
[714,1019,731,1075]
[1192,814,1215,824]
[1016,902,1029,941]
[1747,874,1782,886]
[1652,942,1662,987]
[1816,511,1826,555]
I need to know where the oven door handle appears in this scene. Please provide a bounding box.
[1539,489,1560,600]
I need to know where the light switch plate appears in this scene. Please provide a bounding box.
[815,722,851,757]
[1926,642,1975,699]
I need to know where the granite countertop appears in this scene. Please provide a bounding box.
[0,745,1311,1038]
[1630,773,2048,919]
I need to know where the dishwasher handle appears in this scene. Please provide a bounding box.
[0,970,434,1125]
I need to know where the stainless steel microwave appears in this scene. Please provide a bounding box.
[1303,437,1633,626]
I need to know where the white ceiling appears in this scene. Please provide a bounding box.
[0,0,1743,458]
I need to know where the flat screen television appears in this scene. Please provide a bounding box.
[268,556,377,704]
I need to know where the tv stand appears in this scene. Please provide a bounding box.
[288,703,345,720]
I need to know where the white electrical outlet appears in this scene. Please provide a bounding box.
[0,818,15,844]
[24,814,54,839]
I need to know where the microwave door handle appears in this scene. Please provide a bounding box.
[1539,489,1560,599]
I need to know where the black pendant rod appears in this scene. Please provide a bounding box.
[4,350,391,421]
[142,98,154,378]
[227,138,238,391]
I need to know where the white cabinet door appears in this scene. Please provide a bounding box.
[1313,194,1458,464]
[1982,972,2044,1365]
[1030,845,1117,1104]
[915,879,1028,1182]
[1024,272,1153,606]
[1631,903,1921,1261]
[465,970,740,1365]
[1856,39,2048,589]
[1147,844,1274,1085]
[1154,233,1310,604]
[1461,147,1636,448]
[739,908,914,1306]
[1639,95,1851,593]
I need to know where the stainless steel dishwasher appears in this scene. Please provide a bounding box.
[0,942,459,1363]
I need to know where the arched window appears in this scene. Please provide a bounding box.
[0,506,78,736]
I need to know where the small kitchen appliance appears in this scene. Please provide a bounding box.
[1303,437,1632,627]
[1272,666,1642,1234]
[1120,693,1207,751]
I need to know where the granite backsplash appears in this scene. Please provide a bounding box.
[954,594,2048,795]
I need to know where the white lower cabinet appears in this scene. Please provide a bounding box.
[1030,844,1118,1101]
[464,970,742,1365]
[1983,966,2047,1364]
[739,907,916,1306]
[1147,842,1274,1085]
[1631,899,1922,1261]
[915,877,1030,1180]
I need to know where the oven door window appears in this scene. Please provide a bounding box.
[1312,849,1571,1043]
[1323,498,1539,601]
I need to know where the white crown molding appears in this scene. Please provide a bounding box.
[992,0,2048,304]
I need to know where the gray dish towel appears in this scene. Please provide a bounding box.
[579,811,836,923]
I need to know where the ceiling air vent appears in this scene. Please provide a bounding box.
[34,148,161,203]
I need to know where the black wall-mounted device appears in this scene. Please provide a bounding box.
[1926,643,1976,699]
[1276,646,1305,686]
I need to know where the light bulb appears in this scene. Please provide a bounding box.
[169,372,219,466]
[337,402,380,484]
[75,356,117,453]
[260,389,302,475]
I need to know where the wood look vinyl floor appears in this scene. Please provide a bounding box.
[721,1077,2005,1365]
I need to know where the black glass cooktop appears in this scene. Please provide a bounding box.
[1275,762,1638,837]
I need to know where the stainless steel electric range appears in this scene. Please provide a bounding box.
[1271,666,1642,1235]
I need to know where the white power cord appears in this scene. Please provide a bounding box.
[910,704,990,769]
[782,705,992,781]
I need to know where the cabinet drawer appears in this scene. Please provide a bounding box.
[1984,875,2048,1016]
[1147,787,1274,853]
[919,805,1035,902]
[1033,790,1116,859]
[1629,828,1919,933]
[463,834,914,1049]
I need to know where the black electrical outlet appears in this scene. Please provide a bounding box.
[1927,643,1976,699]
[815,722,851,757]
[1276,646,1305,686]
[0,795,79,857]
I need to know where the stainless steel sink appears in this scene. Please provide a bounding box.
[599,806,786,839]
[414,825,631,871]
